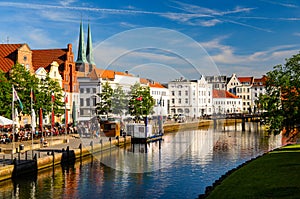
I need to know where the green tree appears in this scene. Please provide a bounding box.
[260,52,300,135]
[35,74,64,117]
[128,83,155,122]
[9,63,39,114]
[111,84,128,116]
[0,70,12,118]
[96,82,113,116]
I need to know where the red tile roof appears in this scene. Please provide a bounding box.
[32,48,68,72]
[149,82,166,88]
[238,77,253,84]
[253,75,267,86]
[92,68,132,79]
[0,44,23,72]
[213,90,239,98]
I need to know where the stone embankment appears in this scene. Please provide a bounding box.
[0,118,241,181]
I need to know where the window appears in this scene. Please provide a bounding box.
[185,98,188,104]
[86,88,90,93]
[23,56,27,61]
[86,98,90,106]
[92,88,96,93]
[80,98,84,106]
[178,99,181,104]
[185,90,188,96]
[178,91,181,96]
[172,91,175,96]
[172,98,175,104]
[80,88,84,93]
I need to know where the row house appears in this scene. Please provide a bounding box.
[212,90,242,114]
[0,43,79,125]
[168,76,213,118]
[227,74,266,113]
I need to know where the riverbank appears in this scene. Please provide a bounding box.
[200,144,300,199]
[0,118,242,182]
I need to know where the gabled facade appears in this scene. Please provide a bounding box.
[0,43,79,125]
[251,76,267,113]
[0,43,34,73]
[235,77,254,112]
[226,73,241,95]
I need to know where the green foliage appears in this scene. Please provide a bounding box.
[9,63,39,115]
[96,82,113,115]
[260,53,300,135]
[0,70,12,118]
[111,84,128,116]
[0,63,64,120]
[36,73,64,116]
[128,83,155,120]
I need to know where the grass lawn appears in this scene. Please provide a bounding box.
[205,144,300,199]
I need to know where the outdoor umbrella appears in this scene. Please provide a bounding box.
[72,101,76,127]
[0,116,14,125]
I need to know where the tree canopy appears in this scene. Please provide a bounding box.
[0,63,64,120]
[259,52,300,135]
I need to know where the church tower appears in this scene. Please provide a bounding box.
[86,23,96,72]
[76,21,89,75]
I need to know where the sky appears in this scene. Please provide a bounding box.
[1,0,300,82]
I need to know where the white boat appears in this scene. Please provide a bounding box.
[126,123,163,143]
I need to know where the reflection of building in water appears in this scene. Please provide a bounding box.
[190,129,214,165]
[211,123,282,161]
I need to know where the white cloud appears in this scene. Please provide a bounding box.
[199,37,300,75]
[27,28,58,47]
[59,0,77,7]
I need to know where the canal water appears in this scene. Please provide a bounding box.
[0,122,281,199]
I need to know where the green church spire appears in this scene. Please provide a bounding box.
[86,23,95,65]
[76,21,88,64]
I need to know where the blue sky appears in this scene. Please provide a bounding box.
[1,0,300,82]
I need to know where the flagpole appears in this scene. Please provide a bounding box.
[31,88,33,150]
[12,85,15,159]
[64,92,67,142]
[51,92,54,146]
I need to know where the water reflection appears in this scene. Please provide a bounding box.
[0,123,282,199]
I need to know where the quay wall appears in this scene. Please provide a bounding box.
[12,136,131,179]
[3,119,242,181]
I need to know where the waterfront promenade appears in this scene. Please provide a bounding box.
[0,118,240,182]
[0,133,128,181]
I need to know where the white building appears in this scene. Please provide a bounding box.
[78,68,141,120]
[251,76,267,113]
[168,76,212,118]
[149,81,169,117]
[212,90,242,114]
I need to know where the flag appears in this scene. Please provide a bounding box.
[136,96,142,101]
[30,89,35,102]
[51,109,55,128]
[39,108,43,131]
[13,87,23,110]
[64,92,68,103]
[31,109,36,128]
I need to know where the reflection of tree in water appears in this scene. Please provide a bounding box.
[213,138,229,151]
